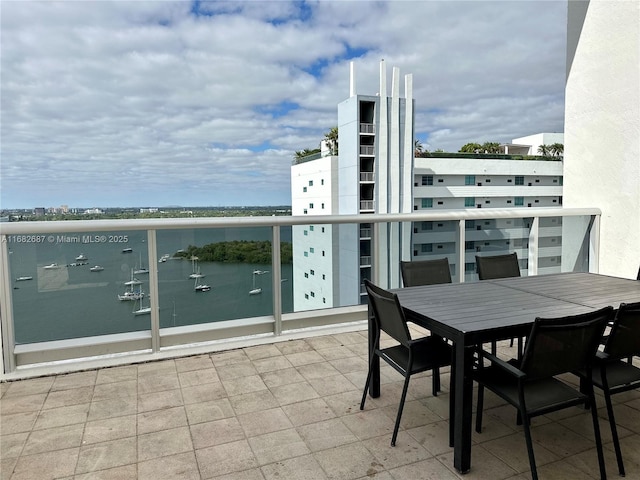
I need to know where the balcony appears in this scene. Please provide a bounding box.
[2,207,640,479]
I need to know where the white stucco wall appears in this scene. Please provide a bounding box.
[564,0,640,279]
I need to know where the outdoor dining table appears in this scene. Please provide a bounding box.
[367,272,640,474]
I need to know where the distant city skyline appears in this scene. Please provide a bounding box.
[1,1,567,209]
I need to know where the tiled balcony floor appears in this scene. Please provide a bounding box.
[2,329,640,480]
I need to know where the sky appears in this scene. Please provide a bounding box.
[1,0,567,209]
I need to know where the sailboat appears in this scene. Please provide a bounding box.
[133,253,149,275]
[133,295,151,315]
[249,271,262,295]
[124,269,142,286]
[189,256,205,279]
[194,276,211,292]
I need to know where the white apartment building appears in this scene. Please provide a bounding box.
[291,61,564,310]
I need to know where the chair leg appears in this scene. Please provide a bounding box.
[604,391,625,476]
[432,367,440,396]
[589,392,608,480]
[360,355,376,411]
[391,372,412,447]
[475,384,484,433]
[521,409,539,480]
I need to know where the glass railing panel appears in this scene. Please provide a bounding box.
[279,225,294,315]
[156,227,277,328]
[7,230,150,344]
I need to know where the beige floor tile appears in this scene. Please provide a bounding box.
[437,444,518,480]
[252,355,294,374]
[33,403,89,430]
[261,453,329,480]
[185,397,235,424]
[138,425,193,461]
[0,411,38,435]
[83,414,137,444]
[274,339,313,355]
[11,447,80,480]
[178,367,219,387]
[362,432,433,470]
[305,336,343,351]
[406,420,454,456]
[88,396,137,421]
[137,359,176,377]
[260,366,306,388]
[271,381,319,406]
[0,393,47,414]
[388,457,459,480]
[190,417,245,449]
[137,405,187,434]
[2,377,54,397]
[74,464,137,479]
[51,371,97,391]
[210,349,250,367]
[137,387,183,413]
[1,431,29,458]
[297,362,340,380]
[481,431,561,474]
[95,365,138,384]
[316,344,359,361]
[282,397,337,426]
[138,451,201,480]
[75,437,136,474]
[238,407,293,437]
[216,361,257,381]
[221,374,267,397]
[137,373,180,394]
[181,381,227,404]
[228,388,280,415]
[297,418,358,452]
[341,409,395,441]
[22,423,84,455]
[174,354,214,372]
[243,343,282,361]
[248,428,310,466]
[285,350,325,367]
[313,442,382,480]
[42,386,93,409]
[195,439,257,478]
[92,379,137,401]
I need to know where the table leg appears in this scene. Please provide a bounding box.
[453,341,473,474]
[367,307,380,398]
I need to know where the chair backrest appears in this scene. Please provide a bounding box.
[604,302,640,360]
[400,258,452,287]
[520,306,613,380]
[364,279,412,346]
[476,253,521,280]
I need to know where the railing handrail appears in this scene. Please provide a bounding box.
[0,207,603,235]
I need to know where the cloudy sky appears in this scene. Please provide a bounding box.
[1,0,567,209]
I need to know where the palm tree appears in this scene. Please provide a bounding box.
[414,139,424,157]
[537,144,551,156]
[324,127,338,155]
[481,142,501,154]
[459,142,483,154]
[550,143,564,157]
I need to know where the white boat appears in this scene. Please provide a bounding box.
[43,263,59,270]
[122,247,133,253]
[89,265,104,272]
[133,253,149,274]
[118,290,144,301]
[189,257,205,279]
[75,254,88,261]
[159,254,170,263]
[194,277,211,292]
[15,276,33,281]
[253,269,269,275]
[124,269,142,286]
[249,271,262,295]
[133,296,151,315]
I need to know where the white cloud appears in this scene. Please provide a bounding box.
[1,0,567,209]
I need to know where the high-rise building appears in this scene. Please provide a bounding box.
[291,61,563,310]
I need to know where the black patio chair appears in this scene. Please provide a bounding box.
[590,301,640,476]
[400,257,452,393]
[473,306,613,480]
[476,252,522,353]
[361,279,453,446]
[400,257,452,287]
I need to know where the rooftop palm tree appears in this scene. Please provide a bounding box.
[324,127,338,155]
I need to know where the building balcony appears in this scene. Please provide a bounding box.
[2,207,640,479]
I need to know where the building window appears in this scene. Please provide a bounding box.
[421,221,432,230]
[321,227,325,233]
[309,203,314,209]
[303,186,307,192]
[421,244,433,253]
[323,298,326,303]
[309,180,313,186]
[422,175,433,186]
[321,179,324,185]
[322,250,325,256]
[304,272,309,278]
[304,230,308,236]
[437,201,444,205]
[310,247,314,253]
[305,293,309,299]
[304,251,308,257]
[421,198,433,208]
[465,175,475,185]
[322,274,325,280]
[321,203,325,209]
[515,176,524,185]
[465,263,475,273]
[303,209,307,214]
[310,269,315,275]
[515,196,524,206]
[310,291,315,297]
[310,226,314,231]
[465,241,475,251]
[465,197,475,207]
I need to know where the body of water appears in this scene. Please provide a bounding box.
[8,227,294,344]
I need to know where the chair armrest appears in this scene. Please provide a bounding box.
[477,349,526,379]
